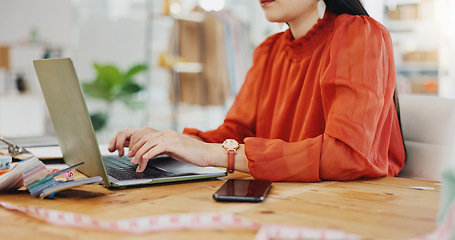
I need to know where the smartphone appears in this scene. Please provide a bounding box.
[213,179,272,202]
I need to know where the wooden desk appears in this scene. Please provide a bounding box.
[0,173,440,240]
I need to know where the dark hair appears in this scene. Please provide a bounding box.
[324,0,369,16]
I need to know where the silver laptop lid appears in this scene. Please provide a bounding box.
[33,58,111,187]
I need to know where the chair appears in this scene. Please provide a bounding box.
[398,94,455,181]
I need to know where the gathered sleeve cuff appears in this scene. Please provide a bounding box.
[183,127,242,143]
[245,136,322,182]
[245,134,388,182]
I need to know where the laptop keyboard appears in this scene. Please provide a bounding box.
[103,155,175,180]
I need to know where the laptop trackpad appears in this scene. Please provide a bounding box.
[152,156,222,175]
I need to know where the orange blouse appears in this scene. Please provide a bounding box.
[184,12,406,182]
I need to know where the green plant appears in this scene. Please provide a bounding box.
[82,62,148,131]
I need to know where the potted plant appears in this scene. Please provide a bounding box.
[82,62,148,131]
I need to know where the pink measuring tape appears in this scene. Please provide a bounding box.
[0,201,453,240]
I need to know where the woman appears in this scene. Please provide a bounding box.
[108,0,406,182]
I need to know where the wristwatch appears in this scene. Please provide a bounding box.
[222,139,239,173]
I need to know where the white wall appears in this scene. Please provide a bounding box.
[362,0,385,22]
[0,0,72,94]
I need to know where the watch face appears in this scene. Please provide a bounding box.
[223,139,239,149]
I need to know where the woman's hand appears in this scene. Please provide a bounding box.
[131,129,221,172]
[108,127,249,174]
[109,127,221,173]
[108,126,159,156]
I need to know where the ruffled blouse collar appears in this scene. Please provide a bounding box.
[285,11,337,59]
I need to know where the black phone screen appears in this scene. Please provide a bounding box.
[213,179,272,202]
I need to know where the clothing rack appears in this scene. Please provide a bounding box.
[169,9,252,106]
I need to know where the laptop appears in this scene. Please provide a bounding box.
[33,58,226,188]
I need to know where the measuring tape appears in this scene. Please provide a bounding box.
[0,201,453,240]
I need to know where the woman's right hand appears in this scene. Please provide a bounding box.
[108,126,160,156]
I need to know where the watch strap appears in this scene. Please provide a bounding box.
[227,149,236,173]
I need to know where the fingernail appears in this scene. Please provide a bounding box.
[136,164,143,173]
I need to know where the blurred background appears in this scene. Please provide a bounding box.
[0,0,453,144]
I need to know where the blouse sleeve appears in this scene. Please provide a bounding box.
[246,15,402,181]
